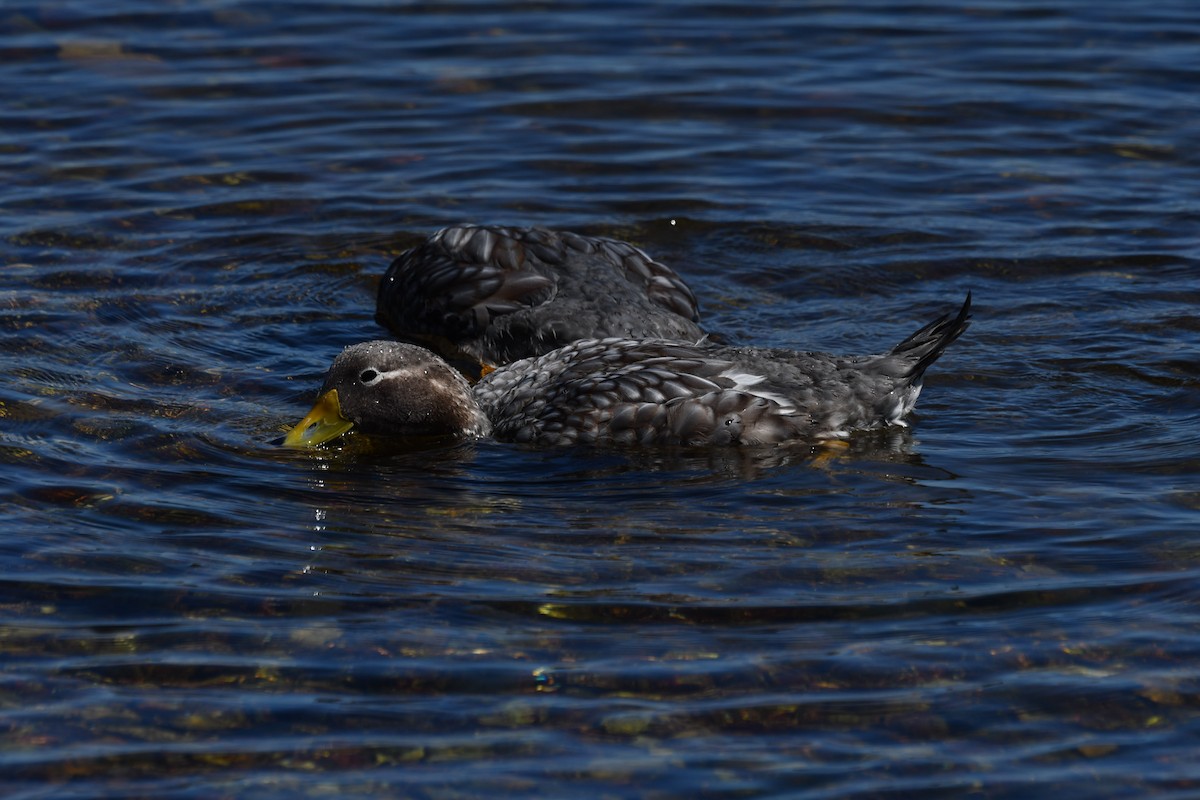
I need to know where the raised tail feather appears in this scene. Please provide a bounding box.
[886,292,972,379]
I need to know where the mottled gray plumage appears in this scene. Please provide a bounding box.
[375,224,704,366]
[298,294,970,448]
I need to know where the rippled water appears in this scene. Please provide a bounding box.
[3,1,1199,797]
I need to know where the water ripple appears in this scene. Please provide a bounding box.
[3,0,1200,797]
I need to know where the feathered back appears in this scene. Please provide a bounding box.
[474,294,971,445]
[375,225,704,366]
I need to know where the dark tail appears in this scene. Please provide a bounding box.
[886,292,972,379]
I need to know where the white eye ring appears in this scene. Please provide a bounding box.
[359,368,381,385]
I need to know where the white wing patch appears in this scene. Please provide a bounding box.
[719,369,797,413]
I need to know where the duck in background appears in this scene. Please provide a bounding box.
[374,225,704,375]
[286,294,970,449]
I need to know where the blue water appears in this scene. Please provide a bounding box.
[2,1,1199,797]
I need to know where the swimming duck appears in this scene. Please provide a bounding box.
[286,294,970,448]
[375,225,704,370]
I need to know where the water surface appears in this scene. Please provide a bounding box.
[2,1,1199,797]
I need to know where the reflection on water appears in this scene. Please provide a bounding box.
[3,0,1200,797]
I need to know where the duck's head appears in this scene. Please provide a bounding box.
[283,341,491,448]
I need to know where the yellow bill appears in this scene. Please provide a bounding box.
[283,389,355,447]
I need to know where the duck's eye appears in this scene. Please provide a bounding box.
[359,369,379,384]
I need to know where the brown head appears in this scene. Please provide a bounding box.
[283,341,491,447]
